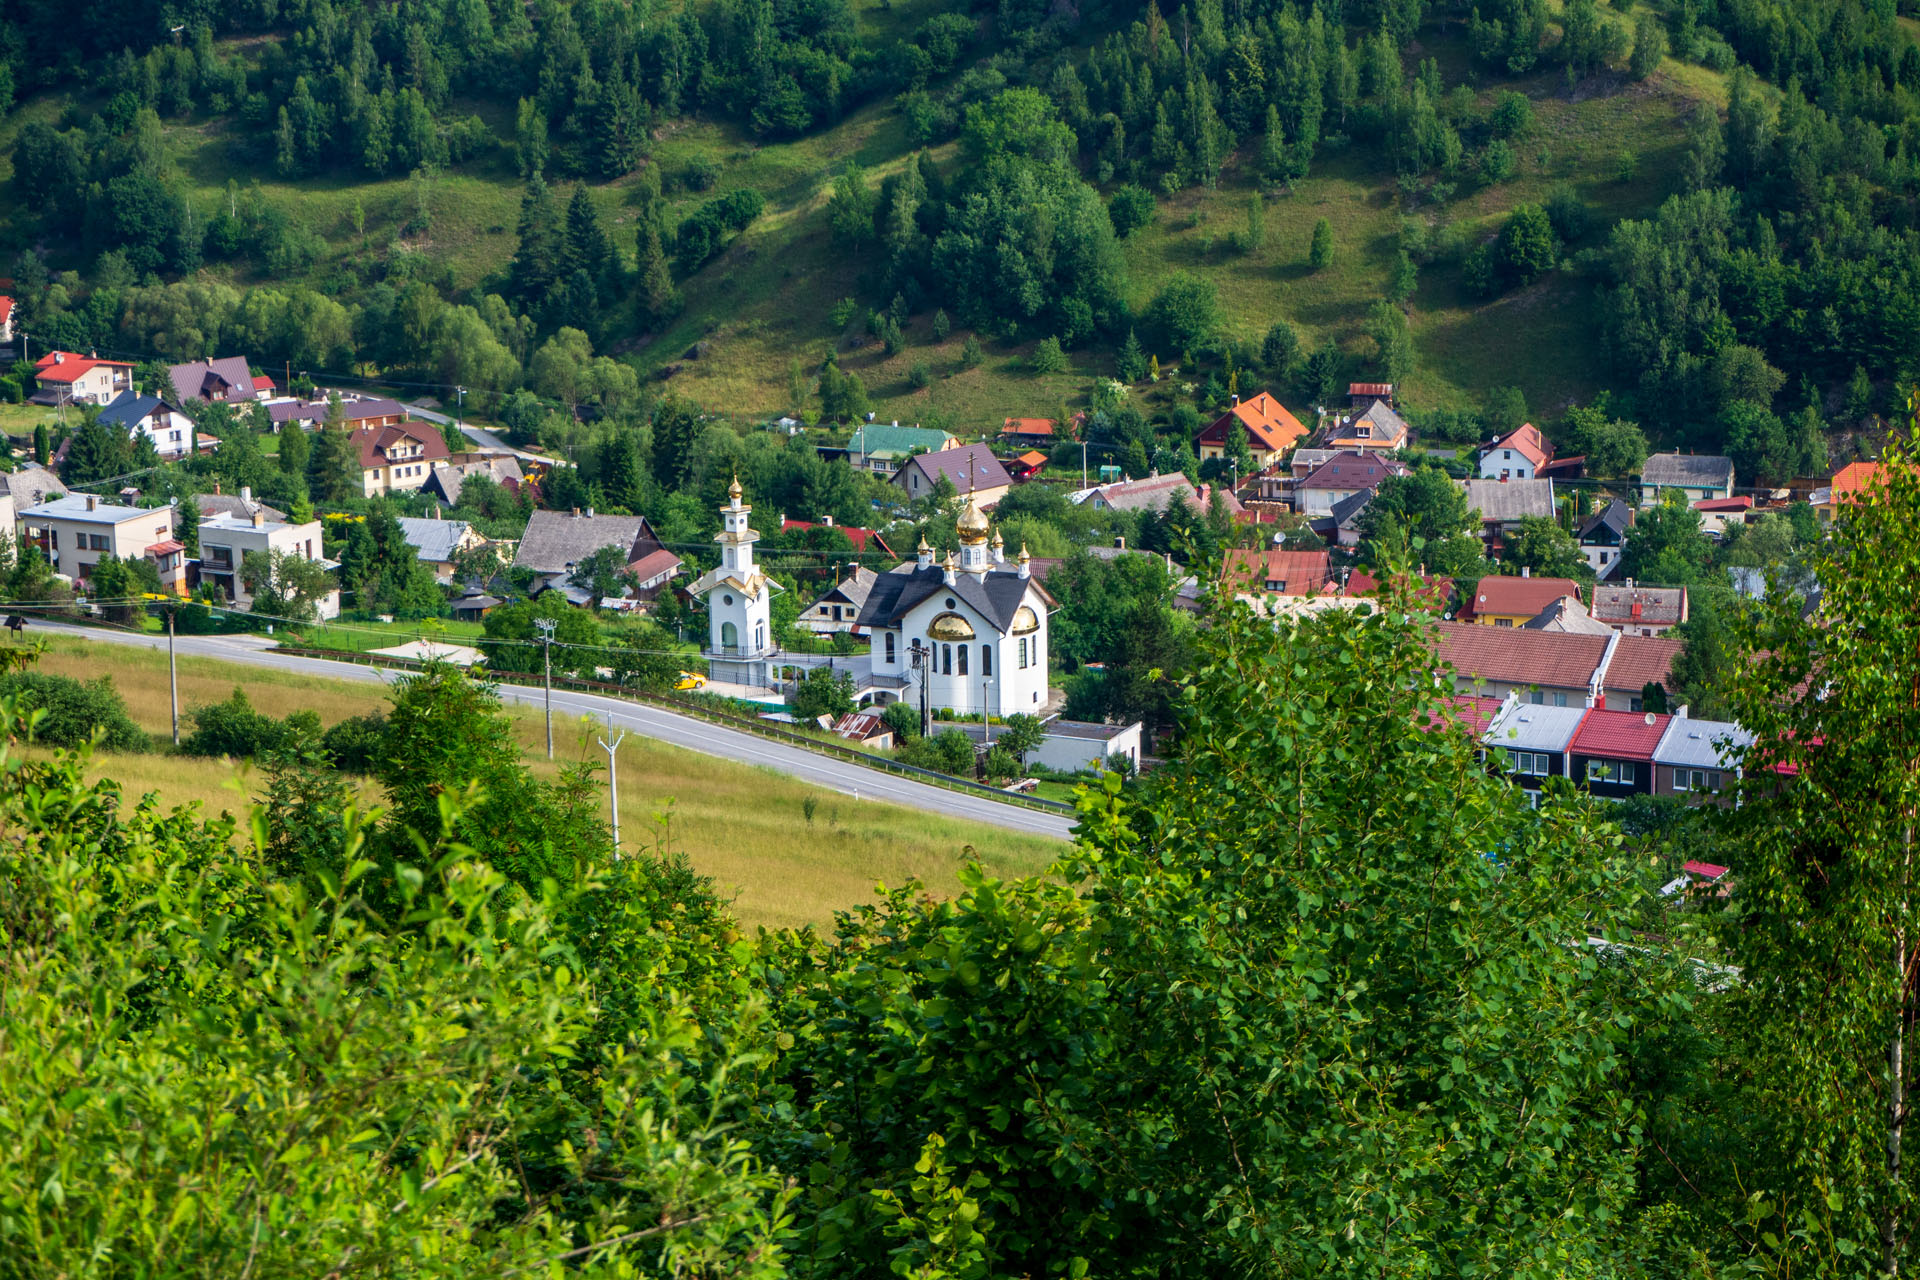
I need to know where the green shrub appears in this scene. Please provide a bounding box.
[0,672,148,752]
[881,701,920,741]
[1030,336,1068,374]
[1108,184,1156,238]
[321,712,389,773]
[182,688,319,760]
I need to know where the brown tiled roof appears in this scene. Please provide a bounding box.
[1603,634,1683,694]
[1299,451,1407,492]
[1463,575,1582,620]
[1572,709,1670,761]
[1487,423,1551,470]
[355,420,450,471]
[1222,547,1332,595]
[1430,622,1610,692]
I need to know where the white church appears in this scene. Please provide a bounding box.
[852,494,1054,719]
[689,477,782,687]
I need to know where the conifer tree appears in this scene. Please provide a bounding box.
[507,177,564,311]
[635,221,678,327]
[307,396,361,506]
[563,184,617,304]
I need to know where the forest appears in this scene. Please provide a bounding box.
[6,447,1920,1274]
[2,0,1919,457]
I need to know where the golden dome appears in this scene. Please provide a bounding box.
[1011,605,1040,635]
[727,475,743,500]
[957,496,990,544]
[1018,542,1031,562]
[918,533,932,553]
[929,611,976,640]
[991,527,1004,547]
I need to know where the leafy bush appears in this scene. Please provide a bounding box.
[675,188,765,271]
[899,727,977,776]
[182,688,319,760]
[881,701,920,741]
[0,672,147,752]
[322,712,389,773]
[1030,336,1068,374]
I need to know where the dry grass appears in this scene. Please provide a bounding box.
[31,634,1064,928]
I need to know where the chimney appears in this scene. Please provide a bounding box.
[1521,566,1530,578]
[214,480,222,495]
[1115,535,1127,550]
[572,507,581,518]
[1231,393,1240,407]
[586,507,594,519]
[251,509,264,529]
[822,515,834,526]
[84,494,96,511]
[240,486,251,504]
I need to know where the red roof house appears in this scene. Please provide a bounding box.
[1462,575,1584,625]
[1195,392,1310,467]
[781,518,897,557]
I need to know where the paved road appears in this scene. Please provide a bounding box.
[35,622,1076,842]
[405,402,555,467]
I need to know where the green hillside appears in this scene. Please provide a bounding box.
[0,1,1722,429]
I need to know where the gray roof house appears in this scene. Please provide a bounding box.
[1459,479,1555,554]
[0,465,67,534]
[424,454,526,507]
[512,508,683,604]
[799,566,881,634]
[195,487,284,523]
[1652,714,1753,798]
[1639,453,1735,505]
[396,517,489,579]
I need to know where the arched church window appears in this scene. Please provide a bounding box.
[722,621,738,649]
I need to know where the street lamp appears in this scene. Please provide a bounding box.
[535,616,558,759]
[982,675,993,749]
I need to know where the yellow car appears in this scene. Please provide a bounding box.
[674,671,708,691]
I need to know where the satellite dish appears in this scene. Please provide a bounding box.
[1644,712,1656,725]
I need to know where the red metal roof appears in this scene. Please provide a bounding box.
[0,296,13,325]
[781,519,895,556]
[146,539,184,555]
[1571,709,1670,760]
[1683,860,1728,880]
[33,351,132,382]
[1692,496,1752,512]
[1002,417,1054,437]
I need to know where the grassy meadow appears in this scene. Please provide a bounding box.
[28,634,1066,928]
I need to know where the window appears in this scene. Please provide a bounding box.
[1552,692,1568,708]
[885,632,895,664]
[941,643,951,675]
[721,621,738,649]
[1018,637,1029,669]
[89,533,111,551]
[1495,617,1513,627]
[1507,750,1551,776]
[981,645,991,676]
[1586,760,1637,785]
[1529,690,1545,705]
[206,546,233,569]
[955,643,968,676]
[1628,696,1644,713]
[1675,768,1723,793]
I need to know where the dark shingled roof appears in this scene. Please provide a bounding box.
[1641,453,1734,488]
[1579,498,1631,542]
[893,443,1012,494]
[97,391,178,429]
[854,562,1050,635]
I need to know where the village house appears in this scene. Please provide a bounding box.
[1522,595,1616,636]
[513,508,683,606]
[356,420,451,497]
[891,443,1012,507]
[854,497,1056,717]
[1483,697,1588,804]
[98,391,194,460]
[1194,392,1310,470]
[1458,478,1556,556]
[1569,709,1665,800]
[1006,450,1050,482]
[799,566,879,635]
[1461,574,1583,627]
[199,504,336,618]
[1348,382,1397,410]
[1324,398,1410,453]
[19,494,185,593]
[1309,488,1373,548]
[1588,581,1688,637]
[31,351,133,407]
[1430,621,1681,712]
[193,486,282,525]
[0,296,14,346]
[268,395,415,434]
[1579,499,1631,579]
[423,453,526,507]
[1222,547,1333,598]
[1294,451,1408,517]
[1000,417,1057,447]
[1077,471,1240,517]
[1692,495,1753,539]
[396,517,492,582]
[1478,423,1552,481]
[1812,460,1889,523]
[167,357,272,406]
[1639,453,1735,506]
[1651,713,1753,803]
[0,466,66,534]
[847,423,957,474]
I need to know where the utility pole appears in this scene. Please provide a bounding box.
[910,638,931,739]
[535,616,557,759]
[982,675,993,748]
[455,385,465,438]
[167,605,179,746]
[597,711,627,857]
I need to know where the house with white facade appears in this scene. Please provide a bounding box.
[18,494,185,593]
[198,506,337,619]
[31,352,133,407]
[853,497,1055,720]
[98,391,194,460]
